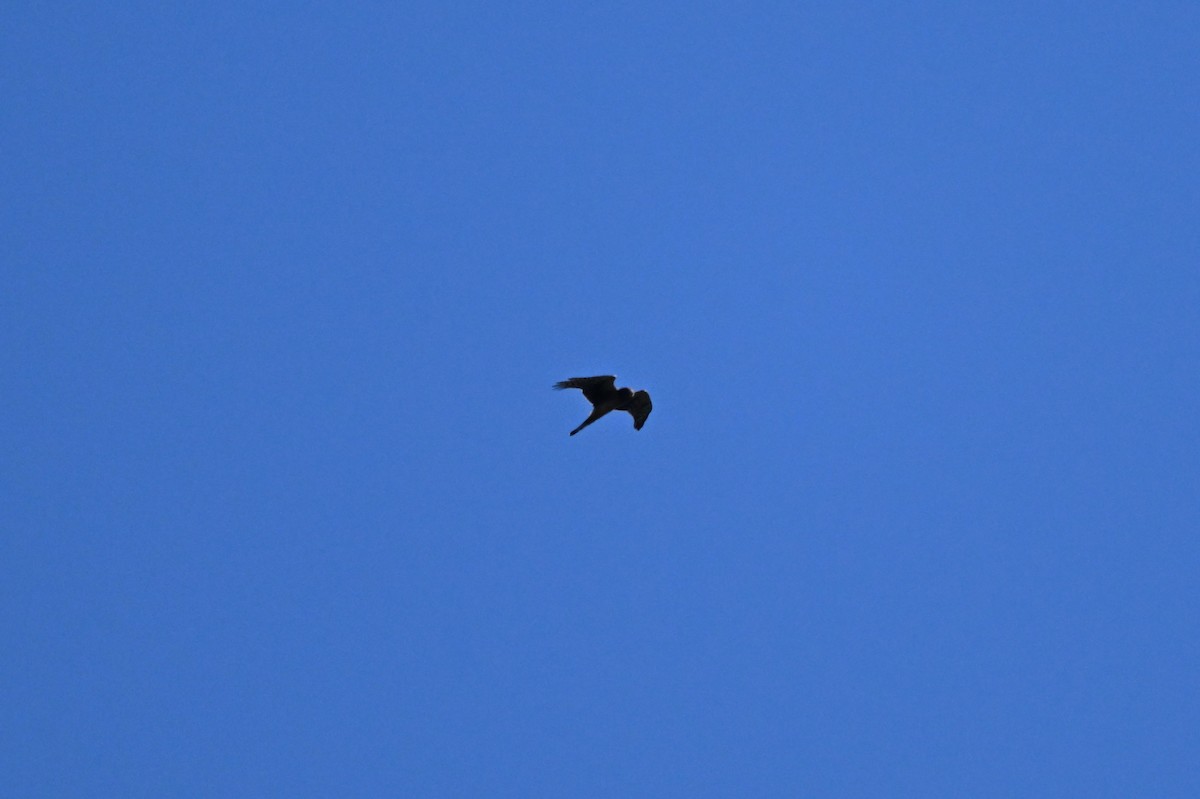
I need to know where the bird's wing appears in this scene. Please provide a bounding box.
[623,390,652,430]
[552,375,617,405]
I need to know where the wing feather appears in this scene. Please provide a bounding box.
[623,390,652,430]
[552,375,617,405]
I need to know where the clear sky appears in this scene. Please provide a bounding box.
[4,3,1198,796]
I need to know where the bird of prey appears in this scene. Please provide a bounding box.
[553,375,652,436]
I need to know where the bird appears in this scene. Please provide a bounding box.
[553,375,652,436]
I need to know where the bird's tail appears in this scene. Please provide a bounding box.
[569,408,607,436]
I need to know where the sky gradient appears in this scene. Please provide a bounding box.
[4,3,1199,796]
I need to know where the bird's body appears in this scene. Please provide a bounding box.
[553,375,652,436]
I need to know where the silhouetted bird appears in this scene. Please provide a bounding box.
[553,375,652,436]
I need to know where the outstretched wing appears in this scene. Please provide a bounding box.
[623,390,652,430]
[552,375,617,405]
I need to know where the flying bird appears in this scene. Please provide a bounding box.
[553,375,652,436]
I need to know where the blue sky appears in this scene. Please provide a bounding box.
[4,3,1198,796]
